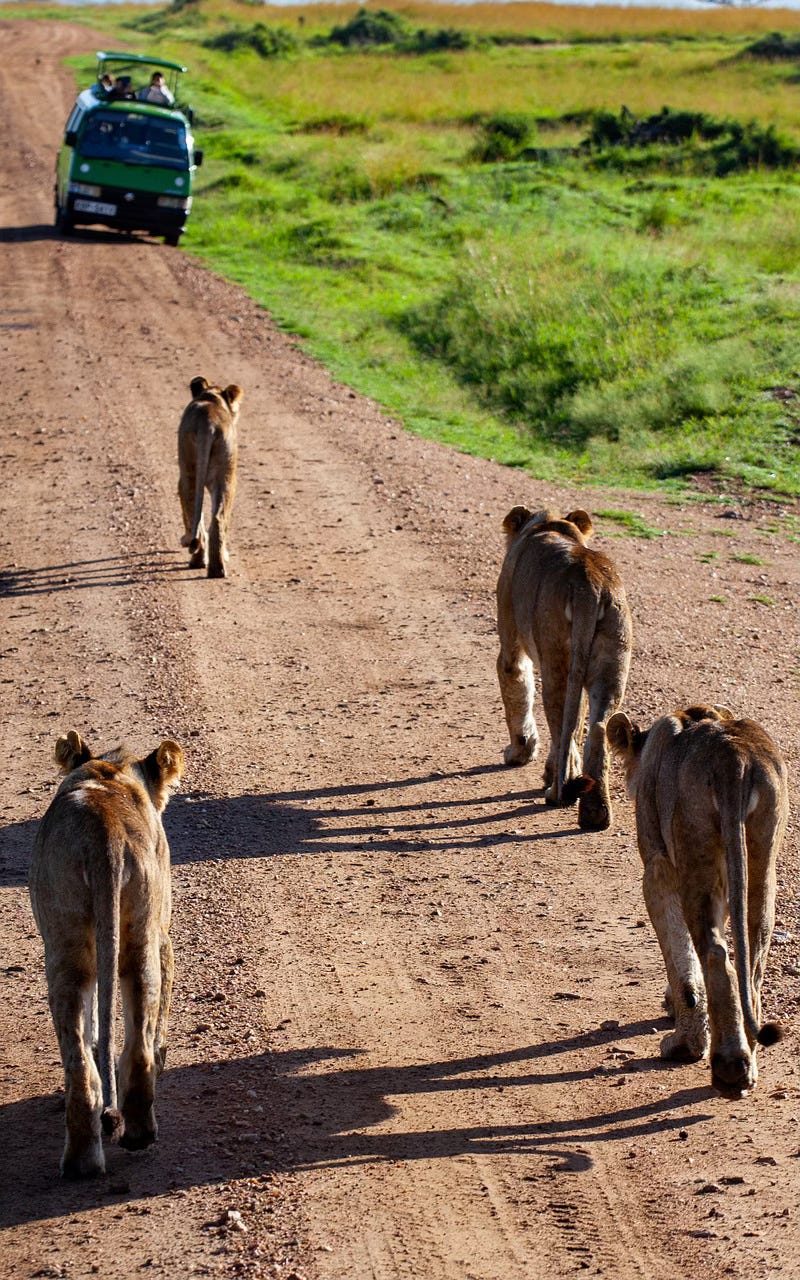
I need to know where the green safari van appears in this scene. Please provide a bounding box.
[55,51,203,247]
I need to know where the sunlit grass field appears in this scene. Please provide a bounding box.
[30,0,800,495]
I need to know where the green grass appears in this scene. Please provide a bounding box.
[40,1,800,497]
[594,509,666,539]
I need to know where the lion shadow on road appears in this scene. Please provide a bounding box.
[0,1016,716,1229]
[1,761,564,886]
[165,763,578,867]
[0,815,39,889]
[0,551,196,598]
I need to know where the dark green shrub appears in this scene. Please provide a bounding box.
[711,122,800,176]
[319,9,472,53]
[326,8,409,48]
[585,106,800,174]
[741,32,800,61]
[204,23,297,58]
[471,114,533,162]
[409,27,473,53]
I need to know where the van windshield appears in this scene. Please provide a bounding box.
[79,110,189,170]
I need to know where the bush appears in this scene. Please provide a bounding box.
[409,27,473,53]
[585,107,800,174]
[204,23,297,58]
[320,8,473,53]
[471,114,534,163]
[741,32,800,61]
[326,8,409,48]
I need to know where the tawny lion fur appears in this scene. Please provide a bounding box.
[178,375,244,579]
[29,730,183,1177]
[495,506,632,831]
[608,704,788,1097]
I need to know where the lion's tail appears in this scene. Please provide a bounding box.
[91,845,125,1140]
[718,762,782,1050]
[556,587,600,804]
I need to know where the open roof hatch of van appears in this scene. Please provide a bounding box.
[96,51,188,76]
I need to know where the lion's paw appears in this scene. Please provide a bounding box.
[660,1028,708,1064]
[578,788,611,831]
[503,734,537,767]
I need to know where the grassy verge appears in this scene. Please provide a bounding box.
[35,1,800,496]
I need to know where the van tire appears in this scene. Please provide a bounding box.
[163,232,181,247]
[55,205,74,235]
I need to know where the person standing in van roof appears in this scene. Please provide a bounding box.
[139,73,174,107]
[111,75,134,100]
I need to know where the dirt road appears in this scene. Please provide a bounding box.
[1,20,799,1280]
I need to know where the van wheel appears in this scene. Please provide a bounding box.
[163,232,181,247]
[55,205,73,235]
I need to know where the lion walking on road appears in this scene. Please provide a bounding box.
[30,730,183,1177]
[608,704,788,1096]
[178,375,244,578]
[496,506,632,830]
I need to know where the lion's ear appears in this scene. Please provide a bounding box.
[156,740,184,786]
[54,730,92,774]
[223,384,244,413]
[565,508,593,538]
[607,712,637,757]
[502,506,533,540]
[190,376,210,399]
[713,704,735,720]
[142,740,184,811]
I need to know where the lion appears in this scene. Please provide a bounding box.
[29,730,184,1177]
[178,375,244,579]
[607,704,789,1097]
[496,506,632,830]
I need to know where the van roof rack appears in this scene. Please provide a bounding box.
[96,51,188,75]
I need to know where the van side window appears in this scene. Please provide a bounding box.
[65,105,83,134]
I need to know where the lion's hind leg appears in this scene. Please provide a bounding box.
[48,965,105,1178]
[497,644,538,767]
[745,799,786,1039]
[207,475,235,579]
[178,460,208,568]
[642,855,709,1064]
[538,657,574,803]
[576,669,626,832]
[118,935,162,1150]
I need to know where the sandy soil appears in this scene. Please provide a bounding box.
[1,20,799,1280]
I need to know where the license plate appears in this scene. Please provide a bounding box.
[74,199,117,216]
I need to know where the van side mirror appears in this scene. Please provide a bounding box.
[65,130,77,147]
[194,149,204,168]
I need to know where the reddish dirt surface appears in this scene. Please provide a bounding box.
[1,20,799,1280]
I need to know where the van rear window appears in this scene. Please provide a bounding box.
[79,111,189,169]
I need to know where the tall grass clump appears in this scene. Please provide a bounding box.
[401,228,800,485]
